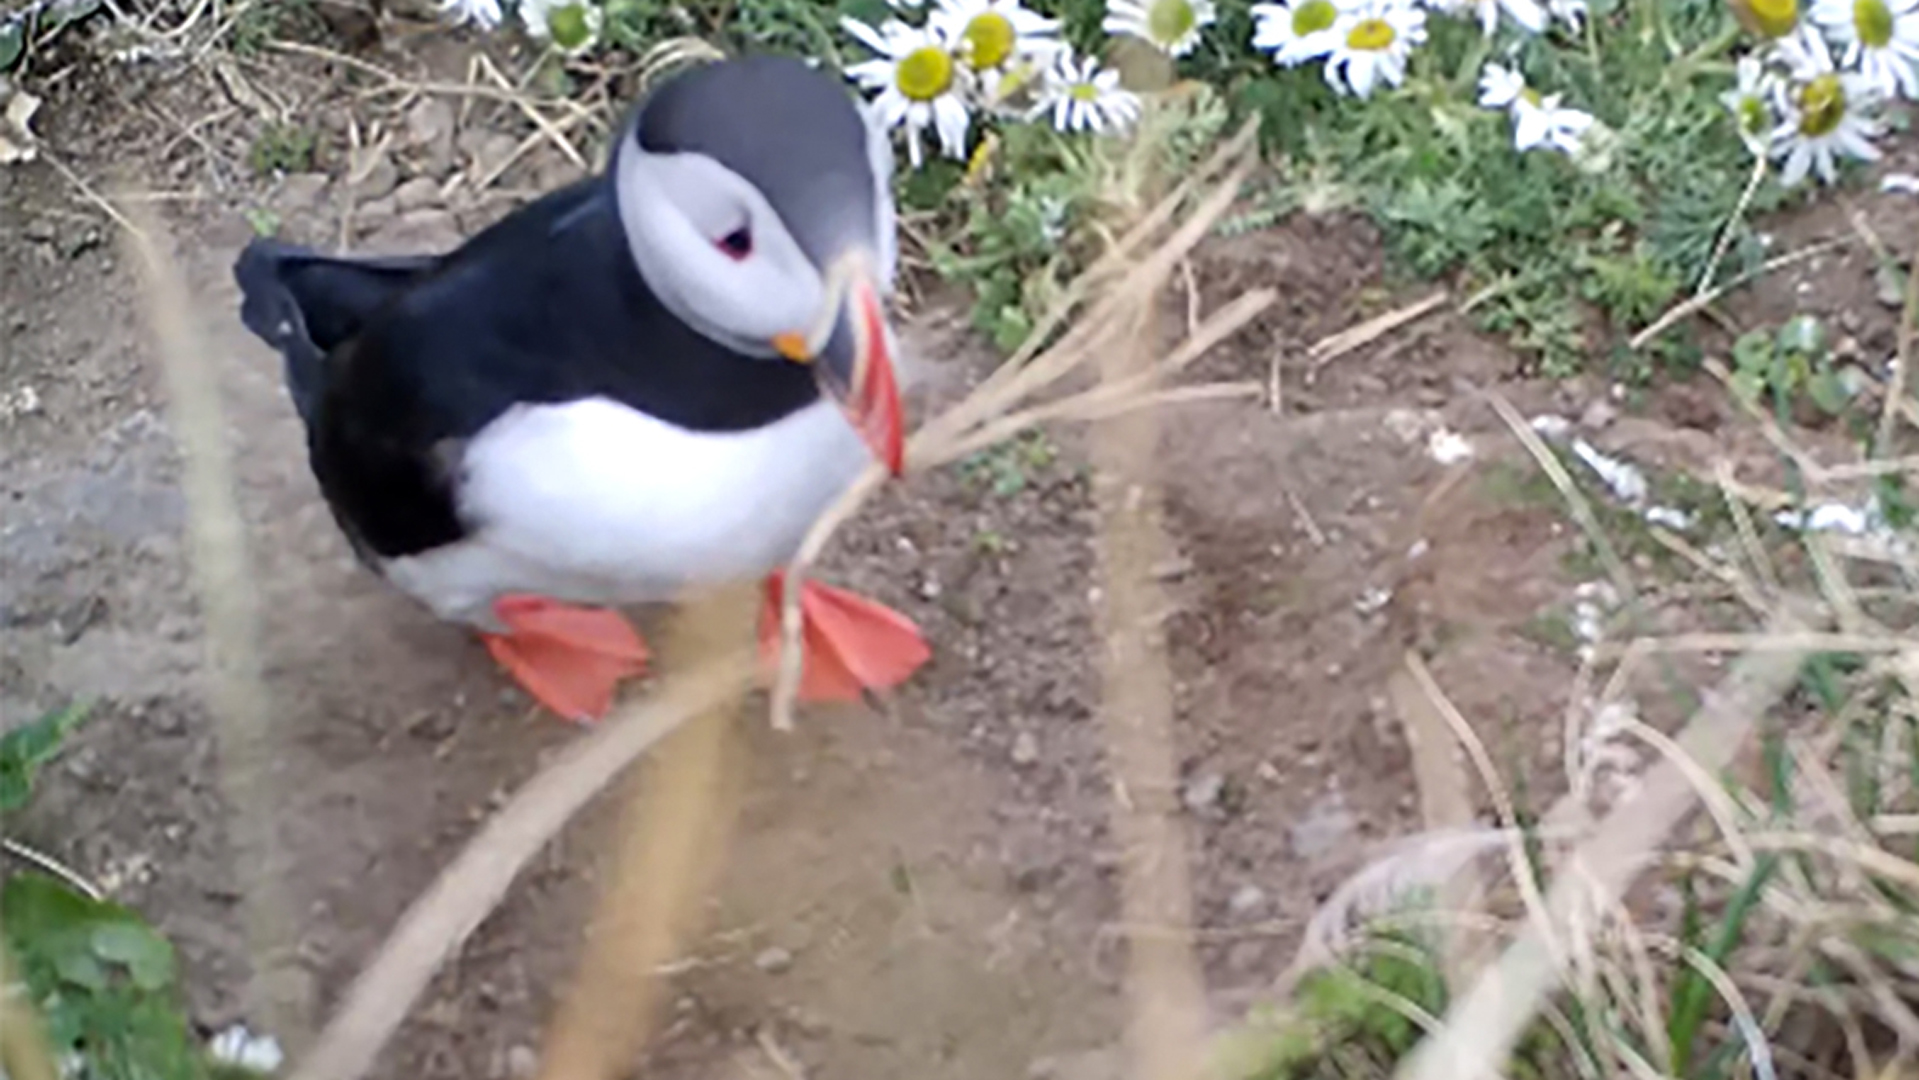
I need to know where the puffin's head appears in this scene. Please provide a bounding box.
[612,53,905,474]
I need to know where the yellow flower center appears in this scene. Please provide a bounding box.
[548,2,592,48]
[1346,15,1395,49]
[896,45,955,101]
[1736,94,1768,134]
[1746,0,1800,37]
[1797,72,1847,135]
[1146,0,1198,43]
[962,11,1017,69]
[1070,81,1100,101]
[1291,0,1336,35]
[1520,86,1543,107]
[1856,0,1894,46]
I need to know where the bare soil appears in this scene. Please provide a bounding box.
[3,24,1914,1080]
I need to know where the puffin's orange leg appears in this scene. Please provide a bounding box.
[480,594,649,724]
[758,572,930,703]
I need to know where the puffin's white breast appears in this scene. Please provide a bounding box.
[382,396,868,626]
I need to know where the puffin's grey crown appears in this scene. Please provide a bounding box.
[628,54,877,269]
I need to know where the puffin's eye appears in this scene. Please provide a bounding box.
[716,226,753,260]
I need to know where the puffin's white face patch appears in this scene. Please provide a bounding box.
[615,146,823,357]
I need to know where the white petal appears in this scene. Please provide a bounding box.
[1779,142,1812,186]
[1513,106,1549,149]
[841,16,894,55]
[1501,0,1546,32]
[933,95,971,157]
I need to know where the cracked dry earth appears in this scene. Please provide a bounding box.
[5,34,1917,1080]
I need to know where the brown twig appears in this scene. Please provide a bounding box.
[1631,238,1851,350]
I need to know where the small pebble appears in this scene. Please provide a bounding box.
[1228,884,1266,915]
[1011,731,1039,766]
[1181,773,1224,814]
[754,947,793,974]
[505,1044,539,1079]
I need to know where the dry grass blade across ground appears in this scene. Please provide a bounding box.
[10,2,1919,1079]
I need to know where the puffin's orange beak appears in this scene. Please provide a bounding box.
[806,263,904,476]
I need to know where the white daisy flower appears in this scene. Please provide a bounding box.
[929,0,1060,102]
[1546,0,1586,28]
[842,17,974,168]
[1323,0,1426,97]
[1249,0,1342,66]
[440,0,502,29]
[1811,0,1919,98]
[1735,0,1827,67]
[519,0,602,54]
[1032,50,1142,132]
[1439,0,1546,36]
[1102,0,1217,57]
[1477,62,1594,153]
[1768,32,1884,184]
[1721,53,1779,153]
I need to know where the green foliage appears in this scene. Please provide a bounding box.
[0,702,89,813]
[3,873,212,1080]
[228,0,321,57]
[1243,926,1452,1080]
[1729,313,1853,420]
[246,123,317,177]
[960,429,1060,496]
[0,706,244,1080]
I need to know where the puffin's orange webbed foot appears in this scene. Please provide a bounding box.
[481,594,650,724]
[758,572,930,703]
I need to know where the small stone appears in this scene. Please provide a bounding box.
[1290,792,1357,861]
[1011,731,1039,766]
[393,176,441,212]
[276,172,331,210]
[1181,773,1224,814]
[355,195,398,225]
[754,947,793,974]
[1580,399,1618,430]
[405,98,459,176]
[505,1044,539,1079]
[361,208,461,255]
[1228,884,1266,915]
[460,128,522,180]
[347,145,398,200]
[1226,940,1269,975]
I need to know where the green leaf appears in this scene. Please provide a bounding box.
[0,17,24,72]
[0,701,90,813]
[92,920,178,991]
[1807,369,1851,415]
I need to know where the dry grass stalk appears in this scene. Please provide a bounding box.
[766,122,1271,730]
[1086,223,1209,1080]
[120,198,314,1051]
[287,648,756,1080]
[1395,607,1817,1080]
[0,936,60,1080]
[535,584,756,1080]
[1387,665,1486,989]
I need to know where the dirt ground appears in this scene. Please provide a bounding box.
[3,22,1915,1080]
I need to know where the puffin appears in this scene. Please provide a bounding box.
[233,53,931,723]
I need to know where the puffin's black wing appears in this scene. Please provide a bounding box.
[234,240,442,425]
[241,172,824,562]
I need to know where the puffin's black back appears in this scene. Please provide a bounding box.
[234,163,820,561]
